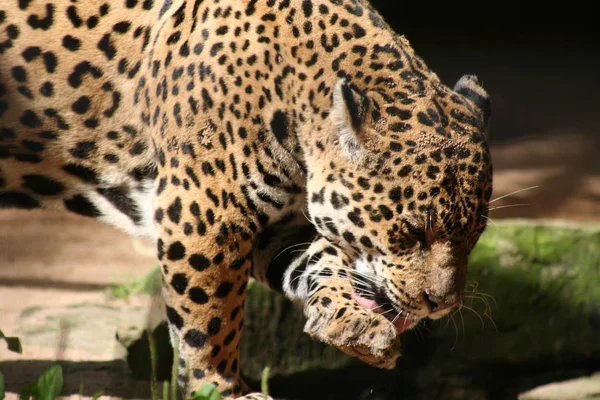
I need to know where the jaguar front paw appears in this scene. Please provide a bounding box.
[303,287,401,369]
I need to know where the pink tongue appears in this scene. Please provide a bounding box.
[351,292,378,309]
[351,292,412,334]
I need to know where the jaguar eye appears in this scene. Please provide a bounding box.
[404,221,427,246]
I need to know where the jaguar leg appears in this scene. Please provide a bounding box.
[155,183,272,399]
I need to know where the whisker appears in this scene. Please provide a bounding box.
[449,313,459,351]
[475,293,498,309]
[418,322,433,333]
[460,303,485,330]
[412,325,423,344]
[347,275,379,288]
[352,283,376,292]
[274,242,312,259]
[288,273,307,288]
[488,203,529,212]
[440,310,453,332]
[336,267,384,283]
[298,270,377,296]
[466,293,498,316]
[482,215,497,228]
[415,324,427,343]
[464,281,479,292]
[352,288,376,296]
[350,280,380,291]
[289,248,311,255]
[464,298,498,334]
[444,308,459,331]
[349,274,376,283]
[300,208,312,223]
[489,185,540,204]
[305,253,320,273]
[338,275,384,289]
[351,278,375,286]
[483,311,498,334]
[403,312,412,330]
[464,295,491,316]
[458,305,466,336]
[288,259,339,288]
[464,281,498,310]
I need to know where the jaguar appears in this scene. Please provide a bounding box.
[0,0,493,398]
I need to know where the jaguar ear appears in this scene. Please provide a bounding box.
[331,79,371,161]
[453,75,491,129]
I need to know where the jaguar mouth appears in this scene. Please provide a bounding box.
[352,284,416,334]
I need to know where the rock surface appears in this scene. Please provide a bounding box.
[518,372,600,399]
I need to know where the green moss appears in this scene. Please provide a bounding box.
[19,306,42,318]
[108,265,162,300]
[449,221,600,366]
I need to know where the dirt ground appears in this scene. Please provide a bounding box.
[0,210,158,399]
[1,28,599,400]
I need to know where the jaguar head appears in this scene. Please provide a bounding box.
[305,75,493,330]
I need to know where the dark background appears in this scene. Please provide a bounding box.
[368,2,599,145]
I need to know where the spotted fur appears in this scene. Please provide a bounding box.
[0,0,492,398]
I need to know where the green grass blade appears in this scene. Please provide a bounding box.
[189,384,222,400]
[18,382,38,400]
[148,330,159,400]
[0,370,5,400]
[261,367,270,399]
[171,340,179,400]
[36,364,63,400]
[163,381,169,400]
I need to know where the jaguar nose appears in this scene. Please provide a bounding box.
[423,291,459,312]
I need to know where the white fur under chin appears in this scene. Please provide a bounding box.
[355,258,371,276]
